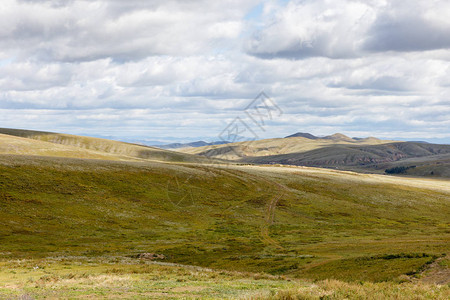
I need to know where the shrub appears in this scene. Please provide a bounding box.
[385,166,416,174]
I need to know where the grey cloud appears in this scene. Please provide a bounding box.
[247,29,359,60]
[329,76,414,92]
[364,6,450,52]
[16,0,74,8]
[247,0,450,60]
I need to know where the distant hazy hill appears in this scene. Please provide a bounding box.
[285,132,319,139]
[285,132,379,143]
[178,132,450,178]
[241,142,450,177]
[157,140,230,149]
[0,128,212,163]
[242,141,450,165]
[323,133,357,142]
[180,133,396,160]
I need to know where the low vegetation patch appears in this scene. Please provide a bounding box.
[0,258,448,299]
[385,165,416,174]
[298,253,439,282]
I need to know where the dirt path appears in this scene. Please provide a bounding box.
[260,191,285,249]
[416,257,450,285]
[258,178,289,250]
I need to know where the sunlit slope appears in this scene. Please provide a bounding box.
[0,128,210,163]
[241,142,450,165]
[180,135,398,160]
[241,142,450,177]
[0,133,129,160]
[0,155,448,282]
[180,134,450,177]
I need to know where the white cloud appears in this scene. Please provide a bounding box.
[247,0,450,59]
[246,0,376,59]
[0,0,449,143]
[0,0,258,61]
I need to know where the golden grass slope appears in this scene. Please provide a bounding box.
[178,135,450,178]
[235,164,450,193]
[0,128,210,163]
[0,133,129,160]
[179,135,399,160]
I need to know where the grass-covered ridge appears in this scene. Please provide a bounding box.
[0,154,448,285]
[0,133,128,160]
[179,133,450,178]
[0,128,212,163]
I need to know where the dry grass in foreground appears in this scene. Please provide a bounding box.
[0,258,448,299]
[245,279,449,300]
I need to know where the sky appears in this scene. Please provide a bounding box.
[0,0,449,144]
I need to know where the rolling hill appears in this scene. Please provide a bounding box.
[285,132,320,139]
[180,133,397,160]
[0,128,212,164]
[0,133,128,161]
[0,129,448,298]
[241,142,450,175]
[156,140,230,149]
[179,133,450,177]
[0,154,449,280]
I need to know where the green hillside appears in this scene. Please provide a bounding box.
[0,130,448,298]
[0,154,448,284]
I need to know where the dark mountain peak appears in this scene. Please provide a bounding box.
[285,132,319,139]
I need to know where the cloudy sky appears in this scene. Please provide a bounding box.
[1,0,449,144]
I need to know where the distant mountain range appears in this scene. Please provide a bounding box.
[178,132,450,178]
[146,132,433,150]
[158,132,381,150]
[286,132,385,143]
[1,128,448,178]
[156,140,230,149]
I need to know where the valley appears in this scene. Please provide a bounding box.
[0,129,448,298]
[180,133,450,178]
